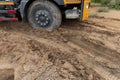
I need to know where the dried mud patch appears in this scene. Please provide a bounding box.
[0,69,14,80]
[0,31,102,80]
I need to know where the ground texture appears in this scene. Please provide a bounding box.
[0,5,120,80]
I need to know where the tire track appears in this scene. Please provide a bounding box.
[67,42,120,80]
[61,17,120,80]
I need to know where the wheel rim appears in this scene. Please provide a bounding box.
[35,10,52,28]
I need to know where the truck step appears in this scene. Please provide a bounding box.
[0,1,14,5]
[0,10,16,14]
[0,17,18,21]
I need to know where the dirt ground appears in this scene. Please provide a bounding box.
[90,3,120,19]
[0,5,120,80]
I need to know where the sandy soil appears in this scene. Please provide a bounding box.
[90,3,120,19]
[0,5,120,80]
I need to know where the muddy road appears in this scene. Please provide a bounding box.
[0,14,120,79]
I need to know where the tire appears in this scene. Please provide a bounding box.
[28,0,62,30]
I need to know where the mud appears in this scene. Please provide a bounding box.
[0,69,14,80]
[0,7,120,80]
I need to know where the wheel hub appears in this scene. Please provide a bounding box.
[35,10,50,27]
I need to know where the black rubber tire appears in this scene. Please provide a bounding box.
[28,1,62,30]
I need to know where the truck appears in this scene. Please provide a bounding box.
[0,0,90,30]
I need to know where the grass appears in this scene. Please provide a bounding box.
[91,0,101,3]
[89,14,98,18]
[97,8,109,12]
[107,2,120,10]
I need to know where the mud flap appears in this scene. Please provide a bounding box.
[80,0,84,20]
[80,0,90,21]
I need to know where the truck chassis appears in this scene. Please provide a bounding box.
[0,0,90,30]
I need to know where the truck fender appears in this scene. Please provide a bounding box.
[53,0,64,5]
[19,0,29,20]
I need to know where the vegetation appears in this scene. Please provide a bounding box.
[107,2,120,10]
[89,14,97,18]
[91,0,120,10]
[97,8,109,12]
[91,0,101,3]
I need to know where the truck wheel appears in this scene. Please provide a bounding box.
[28,1,62,30]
